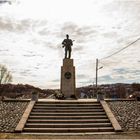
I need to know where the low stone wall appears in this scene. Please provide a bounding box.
[107,100,140,131]
[0,100,29,132]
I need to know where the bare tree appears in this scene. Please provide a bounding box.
[0,64,12,85]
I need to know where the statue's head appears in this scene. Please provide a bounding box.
[66,34,69,39]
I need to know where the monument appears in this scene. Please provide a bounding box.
[60,35,76,98]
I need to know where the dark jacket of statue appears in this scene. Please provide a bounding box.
[62,39,73,50]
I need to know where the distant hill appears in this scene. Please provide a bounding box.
[0,84,56,99]
[0,83,140,99]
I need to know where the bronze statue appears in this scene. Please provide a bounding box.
[62,34,73,59]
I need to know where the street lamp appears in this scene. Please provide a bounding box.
[95,59,103,90]
[92,82,95,98]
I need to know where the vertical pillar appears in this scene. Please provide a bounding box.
[60,58,76,98]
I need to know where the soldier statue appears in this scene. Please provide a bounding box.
[62,34,73,59]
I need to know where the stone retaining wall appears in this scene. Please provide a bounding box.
[0,100,29,132]
[107,100,140,131]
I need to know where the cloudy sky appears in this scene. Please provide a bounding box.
[0,0,140,89]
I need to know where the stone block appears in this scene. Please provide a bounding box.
[31,92,38,101]
[60,58,76,98]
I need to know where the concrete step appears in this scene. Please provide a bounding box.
[30,112,106,116]
[25,123,112,128]
[21,101,115,134]
[27,119,110,123]
[35,104,101,108]
[23,127,114,133]
[29,115,108,119]
[32,109,104,112]
[33,106,102,109]
[35,103,101,106]
[36,101,100,104]
[22,132,116,135]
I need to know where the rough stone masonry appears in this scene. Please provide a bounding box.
[108,100,140,131]
[0,100,29,132]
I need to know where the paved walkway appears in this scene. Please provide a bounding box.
[0,131,140,139]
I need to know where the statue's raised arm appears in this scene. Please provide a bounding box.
[62,34,73,59]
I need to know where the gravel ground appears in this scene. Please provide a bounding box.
[0,100,29,132]
[108,100,140,131]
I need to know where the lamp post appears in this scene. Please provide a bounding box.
[95,58,103,101]
[92,82,95,98]
[95,58,103,91]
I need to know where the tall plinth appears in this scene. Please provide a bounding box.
[61,58,76,98]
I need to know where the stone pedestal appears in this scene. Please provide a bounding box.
[31,91,38,101]
[60,58,76,98]
[97,92,104,102]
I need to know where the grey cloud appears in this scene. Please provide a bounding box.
[29,74,38,77]
[113,68,140,75]
[0,17,48,33]
[73,45,84,52]
[77,74,88,79]
[99,75,114,82]
[0,49,8,52]
[42,41,62,53]
[31,20,49,35]
[38,28,50,36]
[102,31,119,38]
[23,50,44,58]
[113,68,129,74]
[57,22,97,43]
[36,63,42,66]
[117,38,125,44]
[26,51,34,54]
[30,39,42,45]
[19,69,32,76]
[0,0,11,5]
[34,67,39,70]
[102,0,140,13]
[0,52,14,56]
[98,75,126,84]
[47,43,60,50]
[31,22,96,52]
[31,38,59,50]
[78,79,93,85]
[23,53,43,57]
[100,59,121,67]
[32,20,48,29]
[0,50,10,57]
[51,79,59,82]
[0,18,31,32]
[107,68,140,83]
[102,0,140,24]
[23,54,36,57]
[19,72,28,76]
[0,18,13,31]
[130,70,140,75]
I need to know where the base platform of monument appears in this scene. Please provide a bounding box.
[16,99,121,134]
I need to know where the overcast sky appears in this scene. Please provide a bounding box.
[0,0,140,89]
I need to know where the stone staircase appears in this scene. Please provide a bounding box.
[22,100,116,134]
